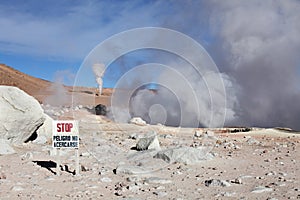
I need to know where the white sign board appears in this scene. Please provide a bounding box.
[52,120,79,148]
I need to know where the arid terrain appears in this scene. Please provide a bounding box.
[0,64,299,200]
[0,64,112,106]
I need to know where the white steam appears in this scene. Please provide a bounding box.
[130,66,237,127]
[110,61,237,128]
[44,70,72,106]
[207,0,300,128]
[92,63,105,95]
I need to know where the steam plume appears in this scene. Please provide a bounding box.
[92,63,105,95]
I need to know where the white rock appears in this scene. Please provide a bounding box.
[115,165,151,175]
[100,177,112,183]
[130,117,147,126]
[127,184,140,191]
[251,186,273,193]
[11,185,24,191]
[206,130,215,137]
[0,86,45,144]
[153,191,168,197]
[194,130,203,137]
[145,177,172,184]
[0,139,15,155]
[136,133,161,151]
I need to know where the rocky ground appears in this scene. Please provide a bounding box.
[0,105,299,200]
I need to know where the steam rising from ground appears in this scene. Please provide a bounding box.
[110,1,300,129]
[109,60,237,128]
[207,0,300,129]
[44,70,73,106]
[92,63,105,95]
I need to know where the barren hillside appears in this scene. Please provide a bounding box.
[0,64,51,97]
[0,64,112,105]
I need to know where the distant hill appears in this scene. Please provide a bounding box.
[0,64,52,96]
[0,64,112,105]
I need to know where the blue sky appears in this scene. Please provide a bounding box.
[1,0,300,129]
[0,0,210,87]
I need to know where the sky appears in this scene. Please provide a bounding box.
[1,0,300,129]
[0,0,214,86]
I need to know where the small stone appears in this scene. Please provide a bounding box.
[129,133,138,140]
[231,178,242,184]
[126,176,142,182]
[266,171,277,176]
[255,176,264,180]
[145,177,172,184]
[46,177,55,181]
[278,172,287,176]
[206,130,215,137]
[156,186,165,190]
[115,165,149,175]
[205,179,231,187]
[127,184,140,191]
[194,130,203,138]
[130,117,147,126]
[216,192,236,197]
[136,133,160,151]
[153,191,168,197]
[11,186,24,191]
[100,177,112,183]
[81,152,90,157]
[251,186,273,193]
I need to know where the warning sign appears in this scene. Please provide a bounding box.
[52,120,79,148]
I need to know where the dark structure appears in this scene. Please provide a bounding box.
[95,104,107,116]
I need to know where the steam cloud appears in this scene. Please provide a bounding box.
[92,63,105,95]
[44,70,73,106]
[109,0,300,130]
[207,0,300,129]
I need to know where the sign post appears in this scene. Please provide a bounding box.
[52,120,79,175]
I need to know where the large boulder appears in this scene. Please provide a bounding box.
[35,114,53,144]
[0,86,45,144]
[0,139,15,155]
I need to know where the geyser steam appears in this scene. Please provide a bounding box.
[92,63,105,95]
[109,62,237,128]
